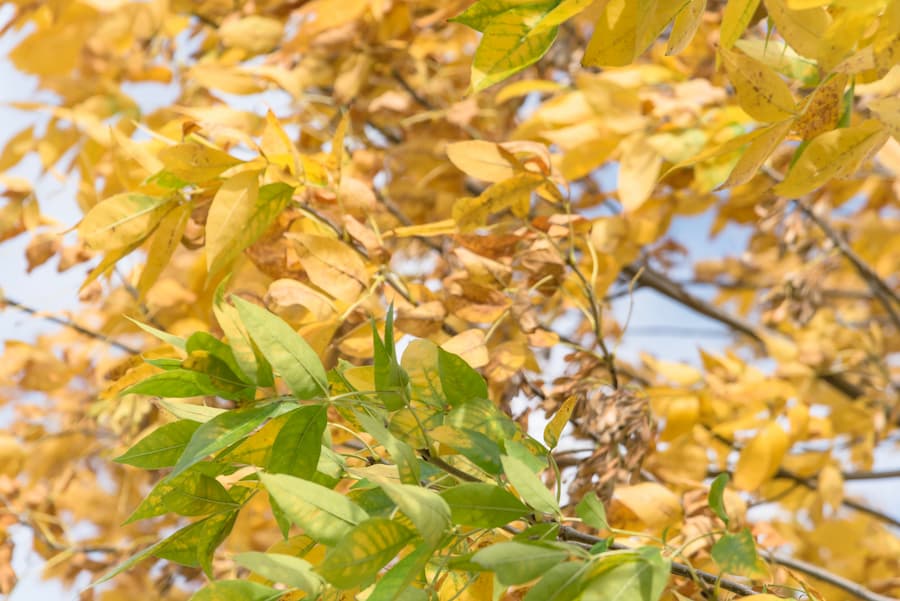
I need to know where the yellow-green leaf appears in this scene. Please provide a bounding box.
[543,395,576,449]
[667,0,707,55]
[376,480,452,547]
[206,171,259,274]
[470,3,559,92]
[137,202,191,297]
[583,0,638,67]
[774,120,888,197]
[501,454,559,515]
[720,48,796,122]
[720,0,760,49]
[318,518,413,589]
[722,120,791,187]
[261,472,369,545]
[158,141,242,183]
[78,193,171,251]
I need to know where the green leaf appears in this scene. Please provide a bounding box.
[190,580,281,601]
[155,510,239,576]
[376,479,452,547]
[373,307,409,411]
[438,347,487,407]
[158,399,226,422]
[473,541,569,585]
[355,409,421,484]
[126,465,230,523]
[162,473,239,517]
[441,482,530,528]
[186,331,254,385]
[267,404,327,479]
[708,473,730,525]
[711,528,768,578]
[581,548,671,601]
[523,561,589,601]
[233,552,323,596]
[576,492,608,531]
[123,369,219,398]
[367,542,433,601]
[446,397,518,443]
[114,420,201,468]
[501,454,559,515]
[431,426,503,474]
[319,517,413,589]
[171,402,288,479]
[232,296,328,399]
[261,472,369,545]
[213,280,273,386]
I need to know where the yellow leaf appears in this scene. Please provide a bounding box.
[763,0,840,67]
[720,48,797,122]
[612,482,683,531]
[618,133,662,211]
[78,193,171,251]
[583,0,637,67]
[496,79,565,103]
[452,172,545,232]
[471,3,559,92]
[793,74,848,141]
[817,464,844,510]
[158,141,242,183]
[720,0,760,49]
[137,202,191,298]
[218,15,284,55]
[446,140,520,182]
[869,96,900,140]
[667,0,707,55]
[261,110,300,175]
[205,171,260,274]
[389,219,458,238]
[560,137,619,181]
[662,396,699,441]
[733,423,789,491]
[543,395,576,449]
[722,119,791,187]
[110,127,164,175]
[287,233,369,302]
[774,120,888,197]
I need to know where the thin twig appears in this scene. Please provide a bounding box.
[2,296,140,354]
[794,200,900,332]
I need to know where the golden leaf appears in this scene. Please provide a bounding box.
[733,423,789,491]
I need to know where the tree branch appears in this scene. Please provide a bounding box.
[765,551,898,601]
[1,296,140,354]
[620,263,865,399]
[557,525,759,597]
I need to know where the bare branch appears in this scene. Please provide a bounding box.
[1,296,140,355]
[621,263,865,399]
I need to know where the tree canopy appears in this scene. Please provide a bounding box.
[0,0,899,600]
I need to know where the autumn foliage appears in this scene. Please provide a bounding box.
[0,0,899,600]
